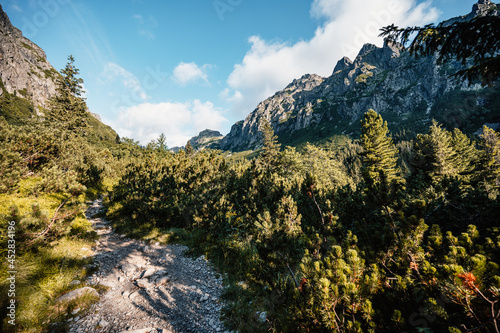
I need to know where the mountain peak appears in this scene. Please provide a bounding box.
[478,0,491,5]
[0,5,58,111]
[285,73,323,91]
[333,56,353,74]
[356,43,378,59]
[473,0,497,13]
[0,4,21,38]
[441,0,498,26]
[219,2,500,152]
[187,129,224,151]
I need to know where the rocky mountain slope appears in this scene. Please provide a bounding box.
[170,129,223,153]
[188,129,223,150]
[0,5,118,143]
[0,4,58,112]
[220,0,500,152]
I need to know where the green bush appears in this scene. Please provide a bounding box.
[107,113,500,332]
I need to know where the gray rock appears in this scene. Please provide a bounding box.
[141,267,156,278]
[118,329,154,333]
[56,287,99,303]
[135,278,152,289]
[0,4,58,112]
[129,291,140,300]
[99,280,116,289]
[257,311,267,323]
[121,263,139,276]
[155,276,170,286]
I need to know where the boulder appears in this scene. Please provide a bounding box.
[56,287,99,303]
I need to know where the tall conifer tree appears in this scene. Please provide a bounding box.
[360,109,404,238]
[480,125,500,189]
[413,121,457,182]
[260,119,281,169]
[360,110,401,188]
[46,55,88,132]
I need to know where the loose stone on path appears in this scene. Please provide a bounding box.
[68,198,229,333]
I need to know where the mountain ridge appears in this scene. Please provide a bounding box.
[219,0,500,152]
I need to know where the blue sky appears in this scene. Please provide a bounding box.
[5,0,474,146]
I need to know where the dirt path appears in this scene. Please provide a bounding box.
[68,198,229,333]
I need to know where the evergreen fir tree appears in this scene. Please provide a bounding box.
[46,55,88,132]
[185,141,194,155]
[260,119,281,169]
[156,133,169,152]
[413,121,457,182]
[59,55,85,97]
[479,125,500,189]
[360,109,403,203]
[450,128,477,179]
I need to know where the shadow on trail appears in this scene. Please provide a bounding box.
[73,199,225,333]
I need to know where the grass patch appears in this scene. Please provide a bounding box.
[43,68,59,80]
[0,178,101,332]
[0,237,97,332]
[0,91,35,125]
[21,42,35,52]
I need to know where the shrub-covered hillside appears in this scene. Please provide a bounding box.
[0,56,143,332]
[109,110,500,332]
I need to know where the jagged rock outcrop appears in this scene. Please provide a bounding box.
[220,40,443,151]
[188,129,223,150]
[221,74,325,150]
[169,129,224,153]
[441,0,499,26]
[0,4,59,112]
[220,0,500,152]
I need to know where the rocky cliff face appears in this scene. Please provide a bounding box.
[188,129,223,150]
[0,4,58,112]
[441,0,499,26]
[220,1,500,152]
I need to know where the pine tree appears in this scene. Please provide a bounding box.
[450,128,477,179]
[185,141,194,155]
[156,133,169,151]
[413,121,457,182]
[479,125,500,189]
[360,110,405,240]
[59,55,85,97]
[46,55,88,132]
[260,119,281,169]
[147,133,169,154]
[360,110,403,198]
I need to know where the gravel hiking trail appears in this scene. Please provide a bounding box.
[68,198,229,333]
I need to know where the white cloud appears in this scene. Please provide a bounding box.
[133,14,157,40]
[139,30,155,40]
[224,0,440,117]
[110,100,227,147]
[220,88,243,104]
[133,14,144,24]
[9,3,22,12]
[172,62,211,86]
[100,62,149,103]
